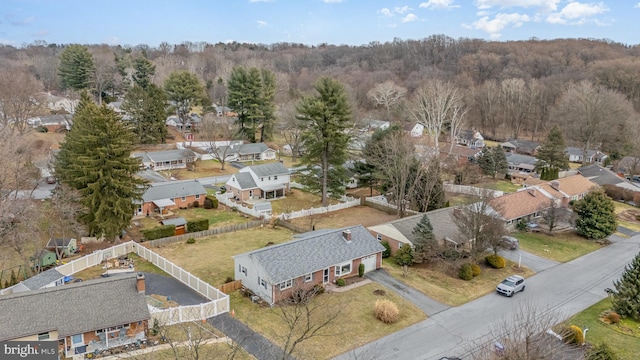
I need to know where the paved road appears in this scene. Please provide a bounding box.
[499,248,560,273]
[617,225,638,237]
[366,269,449,316]
[336,234,640,360]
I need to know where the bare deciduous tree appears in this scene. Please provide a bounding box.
[278,102,305,162]
[499,78,532,140]
[411,80,466,154]
[366,80,407,120]
[0,68,44,134]
[198,114,236,171]
[453,190,507,257]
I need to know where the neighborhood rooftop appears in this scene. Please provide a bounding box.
[369,208,466,246]
[0,273,148,341]
[19,268,63,291]
[245,162,289,177]
[132,149,196,163]
[233,225,384,284]
[141,179,205,202]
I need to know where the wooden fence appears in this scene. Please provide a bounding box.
[364,196,419,216]
[218,280,242,294]
[276,219,310,233]
[145,219,270,247]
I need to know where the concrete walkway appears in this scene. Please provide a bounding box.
[365,269,449,316]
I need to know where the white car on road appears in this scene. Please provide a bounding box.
[496,275,526,297]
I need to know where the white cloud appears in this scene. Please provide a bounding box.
[476,10,490,16]
[401,13,419,23]
[419,0,459,10]
[31,29,49,37]
[322,0,344,3]
[636,2,640,8]
[248,0,274,2]
[104,36,120,45]
[464,12,530,38]
[378,8,394,17]
[257,20,268,28]
[394,6,411,14]
[475,0,560,11]
[546,1,608,24]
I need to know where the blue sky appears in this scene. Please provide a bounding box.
[1,1,638,47]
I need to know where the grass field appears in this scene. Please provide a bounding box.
[270,188,340,214]
[134,207,252,232]
[152,227,295,287]
[229,283,426,359]
[567,298,640,360]
[382,258,535,306]
[158,160,238,180]
[514,232,603,263]
[477,180,522,193]
[288,205,398,231]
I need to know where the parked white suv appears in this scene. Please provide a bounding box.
[496,275,525,297]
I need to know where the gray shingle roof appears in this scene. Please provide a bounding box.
[20,269,64,290]
[0,273,149,340]
[133,149,196,163]
[142,179,206,202]
[565,147,598,158]
[379,208,466,245]
[235,143,269,156]
[46,238,74,247]
[235,225,384,284]
[232,173,258,190]
[161,217,187,226]
[243,162,289,177]
[578,164,634,188]
[506,153,538,166]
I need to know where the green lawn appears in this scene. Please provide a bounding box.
[136,208,252,232]
[477,180,522,193]
[567,298,640,360]
[382,258,535,306]
[514,232,603,263]
[270,188,339,215]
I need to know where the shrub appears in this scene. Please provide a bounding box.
[459,264,473,281]
[186,238,196,244]
[374,299,400,324]
[441,248,462,261]
[142,225,176,240]
[485,254,506,269]
[211,197,219,209]
[358,263,365,277]
[562,325,584,345]
[471,264,481,277]
[585,343,619,360]
[187,219,209,233]
[381,241,391,258]
[203,197,213,209]
[516,219,528,231]
[336,278,346,287]
[224,276,233,283]
[606,311,620,324]
[192,200,199,208]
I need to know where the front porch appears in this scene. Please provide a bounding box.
[67,331,146,357]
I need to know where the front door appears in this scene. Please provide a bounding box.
[323,268,329,284]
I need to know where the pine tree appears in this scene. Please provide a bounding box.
[227,66,276,143]
[54,93,148,240]
[412,214,436,263]
[536,125,569,180]
[297,77,352,206]
[612,252,640,322]
[164,71,207,132]
[58,44,95,91]
[132,54,155,90]
[573,190,617,239]
[122,83,168,144]
[477,146,507,179]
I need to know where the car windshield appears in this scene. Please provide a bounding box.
[501,279,515,287]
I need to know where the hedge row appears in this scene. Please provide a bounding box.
[142,225,176,241]
[187,219,209,232]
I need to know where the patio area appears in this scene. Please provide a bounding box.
[75,331,146,357]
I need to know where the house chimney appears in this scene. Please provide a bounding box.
[342,230,352,242]
[550,180,560,191]
[136,272,145,294]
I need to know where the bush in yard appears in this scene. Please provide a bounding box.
[573,190,617,240]
[186,238,196,244]
[224,276,233,283]
[516,218,528,232]
[204,197,213,209]
[381,241,391,258]
[187,219,209,233]
[358,263,365,277]
[374,299,400,324]
[562,325,584,345]
[142,225,176,240]
[485,254,506,269]
[606,311,620,324]
[192,200,199,208]
[459,264,473,280]
[471,264,481,277]
[336,278,346,287]
[585,343,619,360]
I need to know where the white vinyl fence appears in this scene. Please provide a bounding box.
[216,192,265,218]
[45,241,228,325]
[444,183,504,197]
[278,196,361,220]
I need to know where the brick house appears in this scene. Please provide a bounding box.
[225,162,290,202]
[138,179,206,216]
[233,225,384,305]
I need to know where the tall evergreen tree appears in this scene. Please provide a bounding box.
[477,146,508,179]
[297,77,352,206]
[412,214,436,264]
[132,54,155,90]
[164,71,207,132]
[535,125,569,180]
[58,44,95,92]
[573,190,617,239]
[612,251,640,322]
[54,92,147,240]
[122,83,168,144]
[227,66,276,143]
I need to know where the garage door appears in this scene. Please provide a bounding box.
[361,255,376,273]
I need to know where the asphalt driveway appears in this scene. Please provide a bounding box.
[143,272,208,305]
[499,248,560,273]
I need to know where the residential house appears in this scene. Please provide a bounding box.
[215,106,236,117]
[106,101,123,113]
[164,114,202,131]
[253,202,273,217]
[165,115,181,128]
[45,238,78,257]
[404,122,425,137]
[0,273,149,358]
[505,153,538,173]
[363,119,390,132]
[139,179,206,216]
[440,144,482,164]
[455,130,485,149]
[225,163,290,202]
[617,156,640,176]
[42,92,79,114]
[501,139,541,155]
[578,164,640,192]
[214,143,277,163]
[565,147,607,164]
[489,188,553,227]
[8,268,65,294]
[368,208,469,255]
[233,225,384,305]
[28,114,73,132]
[343,159,366,189]
[535,175,599,207]
[133,149,197,171]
